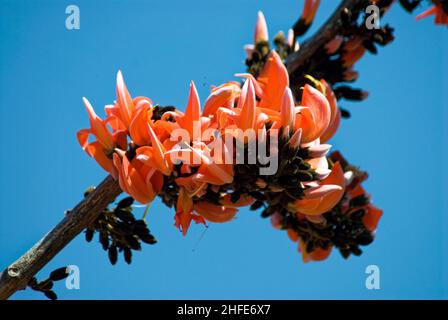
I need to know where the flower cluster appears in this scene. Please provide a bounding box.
[78,5,383,262]
[246,1,395,120]
[270,151,382,262]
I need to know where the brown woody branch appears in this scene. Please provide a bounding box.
[286,0,368,78]
[0,176,122,300]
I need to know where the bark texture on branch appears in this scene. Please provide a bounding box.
[0,176,122,300]
[0,0,372,300]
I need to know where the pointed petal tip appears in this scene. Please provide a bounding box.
[116,70,124,84]
[254,11,268,42]
[82,97,96,116]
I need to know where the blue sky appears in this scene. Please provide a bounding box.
[0,0,447,299]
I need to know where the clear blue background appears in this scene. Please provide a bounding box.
[1,0,447,299]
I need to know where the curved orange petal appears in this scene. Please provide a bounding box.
[82,97,114,150]
[87,141,116,178]
[148,124,172,175]
[203,83,240,116]
[105,104,126,131]
[177,81,201,138]
[309,246,332,261]
[77,129,90,153]
[112,130,128,150]
[294,162,345,216]
[320,108,341,143]
[287,229,299,242]
[254,11,269,42]
[113,153,155,204]
[258,51,289,111]
[175,188,206,235]
[299,84,331,143]
[280,87,296,128]
[219,194,254,207]
[320,80,340,143]
[238,77,256,131]
[189,147,234,185]
[116,70,135,128]
[363,205,383,231]
[149,170,164,194]
[129,107,151,146]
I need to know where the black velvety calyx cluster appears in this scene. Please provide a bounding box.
[84,190,157,265]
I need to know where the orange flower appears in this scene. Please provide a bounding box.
[194,201,238,223]
[128,105,153,146]
[295,84,331,143]
[319,80,341,143]
[104,71,147,131]
[202,82,241,117]
[235,77,257,131]
[189,144,234,185]
[176,81,211,140]
[280,87,296,128]
[175,187,206,236]
[79,97,115,151]
[113,152,163,204]
[167,135,234,187]
[135,124,172,176]
[77,97,127,178]
[257,51,289,110]
[219,194,254,208]
[363,205,383,231]
[209,77,274,138]
[283,228,333,263]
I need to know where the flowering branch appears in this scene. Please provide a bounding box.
[286,0,368,80]
[0,0,382,300]
[0,1,377,300]
[1,0,444,300]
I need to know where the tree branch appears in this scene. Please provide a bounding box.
[0,175,122,300]
[0,0,377,300]
[286,0,368,78]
